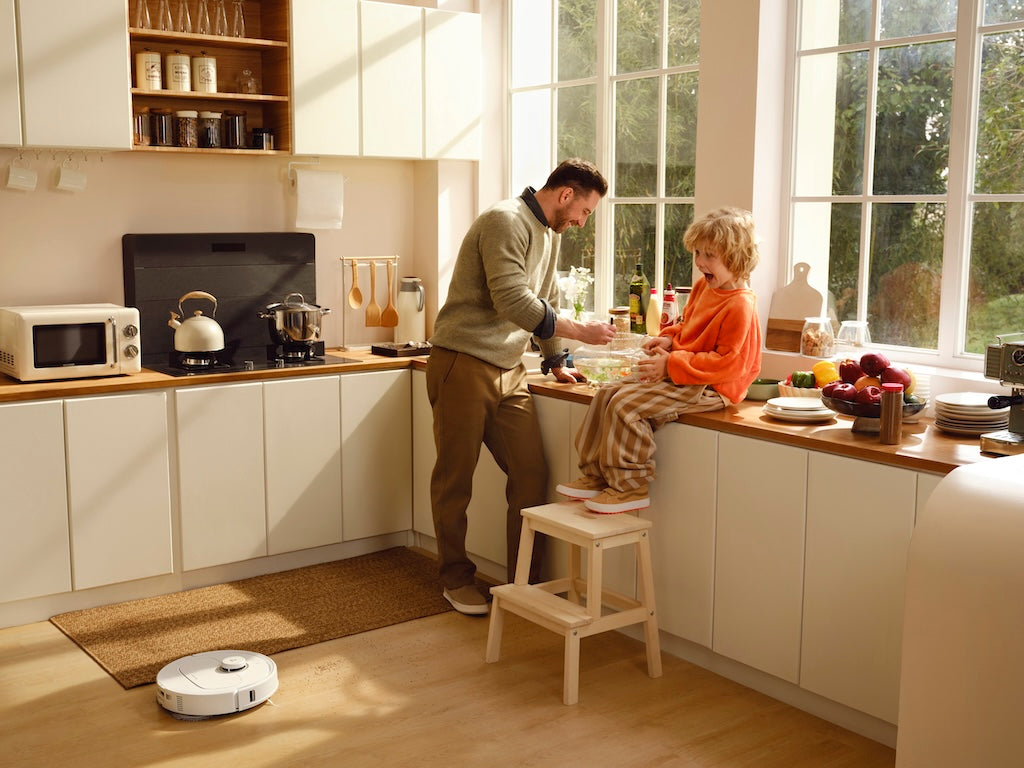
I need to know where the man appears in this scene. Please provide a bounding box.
[427,158,615,615]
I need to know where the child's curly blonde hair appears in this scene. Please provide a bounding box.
[683,207,760,282]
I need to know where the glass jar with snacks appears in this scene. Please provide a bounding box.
[609,306,631,335]
[151,108,174,146]
[800,316,835,358]
[174,110,199,148]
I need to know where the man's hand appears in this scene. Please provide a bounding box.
[549,366,586,383]
[555,315,615,345]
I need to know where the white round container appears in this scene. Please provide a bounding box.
[165,52,191,91]
[135,51,162,90]
[192,55,217,93]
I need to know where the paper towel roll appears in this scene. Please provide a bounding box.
[294,169,345,229]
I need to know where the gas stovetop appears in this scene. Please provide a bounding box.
[147,343,355,377]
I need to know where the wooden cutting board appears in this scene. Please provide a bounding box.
[765,262,824,352]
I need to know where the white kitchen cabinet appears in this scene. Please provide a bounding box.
[0,0,20,146]
[424,8,481,160]
[65,392,173,590]
[16,0,132,149]
[264,376,342,554]
[340,370,412,541]
[713,433,806,683]
[646,422,718,648]
[176,383,268,571]
[914,471,943,525]
[411,369,434,538]
[800,453,917,723]
[291,0,360,156]
[360,0,423,159]
[0,400,70,602]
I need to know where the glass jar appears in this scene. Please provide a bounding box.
[800,316,835,358]
[150,108,174,146]
[609,306,631,335]
[251,127,274,150]
[133,106,151,146]
[174,110,199,148]
[198,111,222,148]
[835,320,871,356]
[237,68,259,94]
[223,110,247,148]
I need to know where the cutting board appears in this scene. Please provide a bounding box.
[765,262,824,352]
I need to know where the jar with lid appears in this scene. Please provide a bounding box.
[609,306,631,335]
[223,110,247,148]
[251,127,274,150]
[879,382,904,444]
[165,51,191,91]
[133,106,151,146]
[174,110,199,148]
[150,108,174,146]
[198,111,222,148]
[800,316,835,358]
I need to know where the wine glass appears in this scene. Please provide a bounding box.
[196,0,211,34]
[214,0,229,35]
[133,0,152,29]
[230,0,245,37]
[174,0,193,33]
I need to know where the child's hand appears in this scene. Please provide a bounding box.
[642,335,672,353]
[634,346,669,382]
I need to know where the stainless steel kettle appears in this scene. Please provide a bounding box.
[168,291,225,353]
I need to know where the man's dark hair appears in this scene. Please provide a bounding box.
[542,158,608,198]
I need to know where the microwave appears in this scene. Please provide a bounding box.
[0,304,142,382]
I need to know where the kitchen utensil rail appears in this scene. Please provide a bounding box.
[337,256,399,350]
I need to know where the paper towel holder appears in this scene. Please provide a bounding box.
[287,157,320,187]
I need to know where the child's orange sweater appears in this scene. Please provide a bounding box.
[658,278,762,403]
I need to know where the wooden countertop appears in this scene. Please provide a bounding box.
[0,354,991,476]
[528,378,992,476]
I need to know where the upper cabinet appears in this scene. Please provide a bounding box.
[292,0,481,160]
[128,0,292,154]
[5,0,132,149]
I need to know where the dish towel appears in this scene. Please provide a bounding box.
[294,169,345,229]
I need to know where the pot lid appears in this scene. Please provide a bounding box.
[264,292,323,311]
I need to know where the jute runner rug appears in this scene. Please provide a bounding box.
[50,547,455,689]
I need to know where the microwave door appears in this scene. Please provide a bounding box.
[33,322,108,368]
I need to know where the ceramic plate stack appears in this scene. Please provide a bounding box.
[933,392,1009,436]
[763,396,835,423]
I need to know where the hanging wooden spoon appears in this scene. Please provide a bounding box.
[347,260,362,309]
[380,259,399,328]
[364,261,382,327]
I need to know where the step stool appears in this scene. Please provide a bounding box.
[485,501,661,705]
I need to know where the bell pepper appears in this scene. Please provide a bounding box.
[791,371,816,388]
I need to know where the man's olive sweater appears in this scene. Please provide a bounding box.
[430,191,564,369]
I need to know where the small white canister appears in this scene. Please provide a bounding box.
[165,52,191,91]
[135,50,162,90]
[192,54,217,93]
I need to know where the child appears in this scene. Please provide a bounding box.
[557,207,763,513]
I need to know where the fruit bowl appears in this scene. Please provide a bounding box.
[777,383,822,398]
[820,395,927,419]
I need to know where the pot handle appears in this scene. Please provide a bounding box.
[178,290,218,317]
[284,292,306,306]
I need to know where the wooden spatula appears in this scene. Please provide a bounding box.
[365,261,381,327]
[380,260,399,328]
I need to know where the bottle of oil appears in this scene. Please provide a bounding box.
[628,263,649,334]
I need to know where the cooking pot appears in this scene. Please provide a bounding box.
[259,292,331,344]
[168,290,225,353]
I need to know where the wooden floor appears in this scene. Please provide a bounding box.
[1,612,895,767]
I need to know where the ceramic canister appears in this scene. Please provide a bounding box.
[135,51,162,90]
[192,55,217,93]
[165,52,191,91]
[394,277,426,343]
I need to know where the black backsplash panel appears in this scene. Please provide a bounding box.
[123,233,317,364]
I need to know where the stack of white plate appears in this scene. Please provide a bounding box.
[763,396,835,423]
[934,392,1009,436]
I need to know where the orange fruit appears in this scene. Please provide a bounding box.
[854,375,881,391]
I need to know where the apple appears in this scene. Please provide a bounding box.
[821,381,842,398]
[838,358,864,384]
[854,375,881,391]
[859,352,891,377]
[855,385,883,405]
[880,365,912,392]
[829,382,858,401]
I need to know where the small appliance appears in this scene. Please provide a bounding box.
[156,649,278,719]
[0,304,141,382]
[981,332,1024,455]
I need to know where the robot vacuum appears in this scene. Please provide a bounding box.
[156,650,278,719]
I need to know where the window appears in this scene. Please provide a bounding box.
[791,0,1024,368]
[509,0,702,315]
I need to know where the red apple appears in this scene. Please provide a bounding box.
[855,384,882,405]
[838,359,864,384]
[821,381,842,398]
[830,382,858,401]
[880,365,911,391]
[859,352,891,377]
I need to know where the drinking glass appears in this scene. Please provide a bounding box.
[134,0,152,29]
[196,0,211,34]
[835,320,871,355]
[156,0,173,31]
[174,0,193,33]
[231,0,245,37]
[214,0,229,35]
